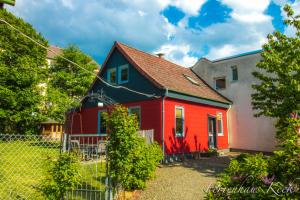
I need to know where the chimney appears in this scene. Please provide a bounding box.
[156,53,164,58]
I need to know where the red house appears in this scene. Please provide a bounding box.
[66,41,232,159]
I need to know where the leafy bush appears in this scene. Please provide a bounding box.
[107,105,163,190]
[40,153,81,200]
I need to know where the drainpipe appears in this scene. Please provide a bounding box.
[162,88,168,160]
[226,104,232,151]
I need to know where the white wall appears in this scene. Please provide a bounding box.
[192,53,276,152]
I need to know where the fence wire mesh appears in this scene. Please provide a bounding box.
[0,134,115,200]
[0,134,61,200]
[64,134,109,200]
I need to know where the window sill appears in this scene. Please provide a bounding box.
[175,134,184,138]
[217,133,224,136]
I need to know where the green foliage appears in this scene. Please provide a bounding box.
[41,153,81,200]
[107,105,163,190]
[251,4,300,140]
[46,45,98,122]
[0,9,48,134]
[207,6,300,199]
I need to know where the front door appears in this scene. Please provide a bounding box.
[208,116,217,148]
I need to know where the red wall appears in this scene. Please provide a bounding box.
[67,97,229,155]
[164,97,229,154]
[67,98,163,144]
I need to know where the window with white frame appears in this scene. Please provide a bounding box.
[107,68,117,83]
[128,106,141,128]
[98,110,107,135]
[118,64,129,84]
[175,106,184,137]
[217,112,223,136]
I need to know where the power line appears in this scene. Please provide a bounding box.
[0,18,160,98]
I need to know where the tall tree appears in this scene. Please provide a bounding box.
[0,9,48,134]
[252,5,300,141]
[45,45,98,122]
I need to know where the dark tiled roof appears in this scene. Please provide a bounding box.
[47,45,62,59]
[114,42,230,104]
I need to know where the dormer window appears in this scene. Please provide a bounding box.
[118,64,129,84]
[107,68,117,83]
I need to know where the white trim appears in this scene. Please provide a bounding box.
[175,106,184,137]
[118,64,129,84]
[217,112,224,136]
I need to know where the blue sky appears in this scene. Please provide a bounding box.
[6,0,300,67]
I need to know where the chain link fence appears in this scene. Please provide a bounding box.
[0,134,61,199]
[0,134,118,200]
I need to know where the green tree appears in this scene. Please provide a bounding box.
[41,153,81,200]
[46,45,98,122]
[107,105,163,190]
[206,5,300,199]
[252,5,300,140]
[0,9,48,135]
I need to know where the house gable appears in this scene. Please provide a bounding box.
[82,48,163,108]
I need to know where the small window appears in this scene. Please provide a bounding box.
[215,78,226,90]
[98,110,107,135]
[217,113,223,136]
[175,106,184,137]
[118,65,129,84]
[108,68,117,83]
[128,106,141,127]
[183,74,199,85]
[232,66,238,81]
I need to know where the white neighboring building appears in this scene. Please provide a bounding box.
[192,50,276,152]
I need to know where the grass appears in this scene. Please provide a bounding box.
[0,139,106,200]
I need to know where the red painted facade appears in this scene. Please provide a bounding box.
[67,97,229,155]
[163,97,228,154]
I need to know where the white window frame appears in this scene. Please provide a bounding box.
[216,112,224,136]
[118,64,129,84]
[98,110,107,136]
[128,106,141,127]
[175,106,185,137]
[107,68,117,83]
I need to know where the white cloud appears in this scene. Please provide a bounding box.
[221,0,271,23]
[61,0,74,9]
[154,44,198,67]
[6,0,279,66]
[156,0,206,16]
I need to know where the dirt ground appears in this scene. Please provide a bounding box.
[136,155,234,200]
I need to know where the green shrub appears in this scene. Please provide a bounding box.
[40,153,81,200]
[107,105,163,190]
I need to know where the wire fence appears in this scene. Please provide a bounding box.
[0,134,117,200]
[0,134,61,199]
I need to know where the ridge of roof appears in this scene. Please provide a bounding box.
[114,41,230,104]
[116,41,188,68]
[212,49,263,63]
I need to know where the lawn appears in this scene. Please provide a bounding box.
[0,139,106,200]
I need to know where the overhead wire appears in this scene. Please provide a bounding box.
[0,18,160,98]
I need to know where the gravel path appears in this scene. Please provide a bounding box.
[136,156,231,200]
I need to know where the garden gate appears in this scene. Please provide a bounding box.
[63,133,114,200]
